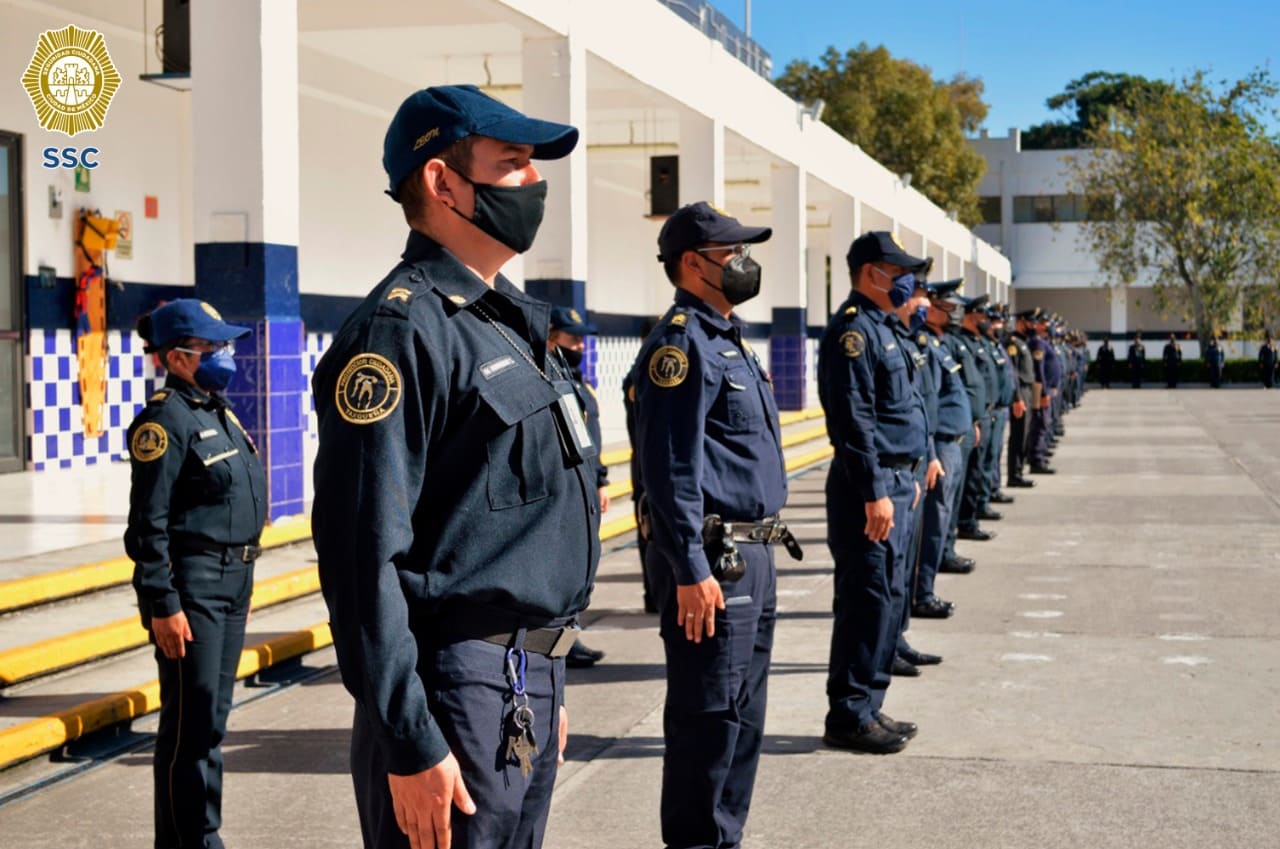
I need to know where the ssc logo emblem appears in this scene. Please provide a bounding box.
[336,354,403,424]
[648,345,689,388]
[840,330,865,359]
[130,422,168,463]
[21,25,121,136]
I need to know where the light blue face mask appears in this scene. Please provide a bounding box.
[194,346,237,391]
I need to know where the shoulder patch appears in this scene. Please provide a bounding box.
[130,422,168,463]
[648,345,689,388]
[1007,344,1018,358]
[840,330,866,359]
[669,313,689,328]
[335,353,403,424]
[386,287,413,303]
[1033,349,1045,361]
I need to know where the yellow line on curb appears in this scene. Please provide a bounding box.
[0,421,837,769]
[0,566,322,687]
[0,623,333,770]
[0,519,314,614]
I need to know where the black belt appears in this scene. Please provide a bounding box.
[935,433,966,444]
[172,540,261,563]
[881,455,924,474]
[478,625,580,658]
[427,605,580,658]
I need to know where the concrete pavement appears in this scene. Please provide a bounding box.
[2,388,1279,847]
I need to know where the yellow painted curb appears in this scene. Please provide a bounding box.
[0,622,333,770]
[0,566,321,687]
[0,520,314,614]
[597,408,822,471]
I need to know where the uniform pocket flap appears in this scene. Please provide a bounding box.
[477,373,561,426]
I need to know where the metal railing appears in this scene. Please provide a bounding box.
[655,0,772,79]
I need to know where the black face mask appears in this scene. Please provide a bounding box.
[977,318,992,335]
[558,346,584,369]
[701,254,762,306]
[448,167,547,253]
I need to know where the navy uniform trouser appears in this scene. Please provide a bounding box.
[945,437,976,558]
[152,553,254,849]
[352,638,564,849]
[827,468,915,731]
[646,542,776,849]
[958,414,993,532]
[1007,404,1029,481]
[917,436,966,602]
[1028,405,1050,466]
[896,462,929,652]
[1131,365,1143,387]
[1265,366,1276,388]
[983,408,1008,499]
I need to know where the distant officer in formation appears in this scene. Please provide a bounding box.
[1005,309,1037,488]
[953,294,1000,541]
[312,85,595,849]
[981,307,1016,508]
[1163,334,1183,388]
[1128,332,1146,388]
[819,232,929,754]
[1205,335,1226,387]
[1261,332,1278,388]
[126,298,265,849]
[548,306,609,670]
[1023,311,1056,475]
[1096,337,1115,388]
[629,202,798,849]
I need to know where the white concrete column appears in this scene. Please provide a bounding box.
[770,163,806,309]
[805,233,827,323]
[1110,286,1127,334]
[521,34,588,285]
[191,0,298,247]
[678,111,724,207]
[828,194,858,298]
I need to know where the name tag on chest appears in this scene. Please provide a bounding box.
[550,379,598,465]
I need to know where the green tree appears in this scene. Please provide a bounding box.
[775,44,989,226]
[1065,68,1280,346]
[1023,71,1175,150]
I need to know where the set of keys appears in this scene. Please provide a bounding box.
[504,647,539,777]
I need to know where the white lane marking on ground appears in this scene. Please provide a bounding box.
[1158,613,1207,622]
[1019,610,1064,619]
[1162,656,1212,666]
[1157,634,1211,642]
[1152,595,1195,604]
[1008,631,1064,639]
[1000,681,1047,691]
[1157,578,1197,586]
[1058,540,1080,547]
[776,589,811,596]
[1043,551,1062,557]
[1027,576,1072,583]
[1002,653,1053,662]
[1018,593,1068,601]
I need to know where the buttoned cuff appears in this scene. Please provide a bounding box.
[381,724,452,776]
[149,592,183,618]
[671,541,712,586]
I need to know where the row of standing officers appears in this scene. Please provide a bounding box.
[1096,331,1279,388]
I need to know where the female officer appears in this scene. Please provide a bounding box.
[124,299,267,849]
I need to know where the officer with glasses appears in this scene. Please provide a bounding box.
[126,298,266,849]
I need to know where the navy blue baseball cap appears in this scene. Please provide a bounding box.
[961,294,991,313]
[846,231,930,273]
[550,306,597,336]
[383,84,579,200]
[925,279,964,297]
[657,202,772,262]
[145,299,251,350]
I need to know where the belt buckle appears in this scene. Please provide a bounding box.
[549,625,580,658]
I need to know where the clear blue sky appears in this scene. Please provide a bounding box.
[715,0,1278,135]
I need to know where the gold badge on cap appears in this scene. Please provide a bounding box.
[840,330,865,359]
[130,422,168,463]
[336,353,403,425]
[648,345,689,388]
[569,309,583,323]
[200,302,222,321]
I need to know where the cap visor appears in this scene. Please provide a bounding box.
[192,319,252,343]
[477,115,579,159]
[884,247,930,272]
[712,223,772,245]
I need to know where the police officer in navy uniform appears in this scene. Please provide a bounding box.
[1005,310,1036,488]
[630,202,796,849]
[1260,332,1277,388]
[820,231,929,755]
[311,86,597,849]
[125,298,266,849]
[1206,335,1226,387]
[1163,334,1182,388]
[955,295,1000,541]
[547,306,608,669]
[1128,332,1146,388]
[1097,337,1115,388]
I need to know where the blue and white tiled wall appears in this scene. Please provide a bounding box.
[26,328,164,470]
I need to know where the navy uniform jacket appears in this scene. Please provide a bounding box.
[908,328,940,443]
[927,329,971,438]
[1128,341,1146,366]
[1007,333,1035,405]
[1163,342,1182,366]
[124,377,267,621]
[945,330,987,427]
[1206,342,1225,367]
[818,291,927,506]
[630,288,786,586]
[1043,337,1064,390]
[985,336,1015,406]
[311,231,600,774]
[1260,342,1277,367]
[571,367,609,489]
[1097,344,1115,367]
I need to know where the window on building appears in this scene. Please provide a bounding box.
[978,196,1001,225]
[1012,194,1091,223]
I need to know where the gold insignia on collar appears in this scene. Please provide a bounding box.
[1007,344,1018,358]
[387,287,412,303]
[149,390,170,403]
[840,330,866,359]
[844,306,858,315]
[1033,349,1045,361]
[917,333,927,346]
[335,353,403,425]
[670,313,688,327]
[648,345,689,388]
[448,294,467,305]
[130,422,168,463]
